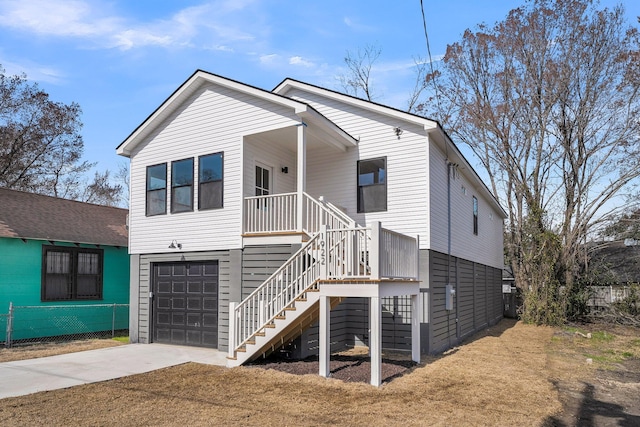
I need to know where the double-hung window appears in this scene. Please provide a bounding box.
[171,158,194,213]
[357,157,387,213]
[42,246,103,301]
[146,163,167,216]
[199,152,223,210]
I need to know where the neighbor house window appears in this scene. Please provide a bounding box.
[42,246,103,301]
[146,163,167,216]
[357,157,387,213]
[171,158,194,213]
[199,152,223,210]
[473,196,479,235]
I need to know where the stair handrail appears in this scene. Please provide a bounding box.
[302,192,355,234]
[230,232,323,354]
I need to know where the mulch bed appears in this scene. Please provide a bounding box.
[248,351,418,384]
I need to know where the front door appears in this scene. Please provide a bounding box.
[255,163,272,196]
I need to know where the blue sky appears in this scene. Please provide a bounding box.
[0,0,638,178]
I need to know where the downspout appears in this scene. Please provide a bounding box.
[447,160,452,347]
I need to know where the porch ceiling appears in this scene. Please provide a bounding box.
[247,124,350,152]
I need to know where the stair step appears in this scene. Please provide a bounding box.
[254,332,266,337]
[283,307,296,311]
[263,323,276,328]
[226,356,237,361]
[275,315,286,320]
[237,347,247,353]
[246,340,255,345]
[295,297,307,302]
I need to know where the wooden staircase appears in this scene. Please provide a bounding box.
[228,194,420,368]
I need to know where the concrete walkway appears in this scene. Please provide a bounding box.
[0,343,227,399]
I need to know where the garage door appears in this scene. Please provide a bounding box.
[152,261,218,348]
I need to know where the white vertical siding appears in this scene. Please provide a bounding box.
[429,142,504,269]
[288,89,430,249]
[128,83,300,254]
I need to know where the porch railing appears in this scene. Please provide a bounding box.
[244,193,298,234]
[244,192,355,235]
[229,222,419,357]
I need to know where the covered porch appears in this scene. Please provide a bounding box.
[241,109,357,242]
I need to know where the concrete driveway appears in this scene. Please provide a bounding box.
[0,343,227,399]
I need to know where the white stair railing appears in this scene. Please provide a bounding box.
[230,232,323,354]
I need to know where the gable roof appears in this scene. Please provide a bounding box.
[273,78,507,219]
[117,70,357,157]
[0,188,128,247]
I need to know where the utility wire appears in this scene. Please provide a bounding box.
[420,0,442,114]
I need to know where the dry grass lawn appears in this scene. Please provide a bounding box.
[0,320,570,426]
[0,339,124,363]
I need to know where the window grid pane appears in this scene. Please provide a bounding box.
[42,247,103,301]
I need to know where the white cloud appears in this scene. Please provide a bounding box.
[289,56,314,67]
[0,57,65,84]
[259,54,280,65]
[342,16,374,32]
[0,0,264,51]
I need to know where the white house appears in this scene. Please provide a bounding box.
[117,70,506,385]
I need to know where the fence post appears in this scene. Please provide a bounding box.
[6,302,13,348]
[112,303,117,338]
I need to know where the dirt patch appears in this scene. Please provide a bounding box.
[0,320,567,426]
[1,321,638,426]
[545,322,640,426]
[248,347,417,384]
[0,339,125,363]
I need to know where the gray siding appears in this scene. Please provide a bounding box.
[241,245,297,298]
[428,249,503,354]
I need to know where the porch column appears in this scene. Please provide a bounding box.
[370,296,382,386]
[411,293,421,363]
[296,123,307,232]
[319,294,330,378]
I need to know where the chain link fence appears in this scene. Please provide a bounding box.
[2,303,129,348]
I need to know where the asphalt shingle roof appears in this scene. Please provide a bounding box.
[0,188,128,247]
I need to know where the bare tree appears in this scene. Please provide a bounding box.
[81,170,123,207]
[0,67,121,204]
[425,0,640,323]
[338,44,381,101]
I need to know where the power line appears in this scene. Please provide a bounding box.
[419,0,442,114]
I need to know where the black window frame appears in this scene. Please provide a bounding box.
[171,157,194,213]
[198,152,224,210]
[146,163,167,216]
[41,245,104,301]
[473,196,479,236]
[357,157,387,213]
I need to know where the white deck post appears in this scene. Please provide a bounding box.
[296,123,306,232]
[370,221,381,280]
[319,295,330,378]
[370,296,381,386]
[411,293,421,363]
[228,302,236,359]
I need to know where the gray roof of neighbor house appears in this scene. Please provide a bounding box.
[0,188,128,247]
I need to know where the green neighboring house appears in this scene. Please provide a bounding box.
[0,188,130,342]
